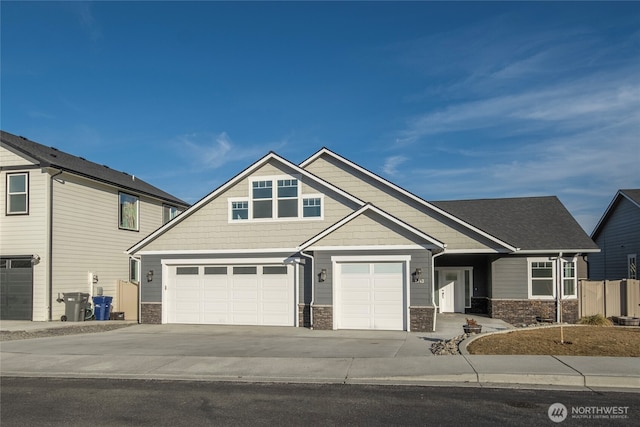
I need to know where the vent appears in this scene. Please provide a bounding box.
[102,165,110,169]
[79,157,86,161]
[50,147,59,151]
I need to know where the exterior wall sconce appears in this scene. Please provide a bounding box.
[319,268,327,282]
[412,268,424,283]
[147,270,154,282]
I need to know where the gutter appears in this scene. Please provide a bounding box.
[300,250,315,329]
[48,169,63,321]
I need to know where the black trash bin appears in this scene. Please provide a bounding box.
[62,292,90,322]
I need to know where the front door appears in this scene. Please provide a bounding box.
[439,271,456,313]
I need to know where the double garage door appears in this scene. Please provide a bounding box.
[166,264,294,326]
[0,258,33,320]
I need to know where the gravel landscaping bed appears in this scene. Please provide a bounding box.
[0,323,134,341]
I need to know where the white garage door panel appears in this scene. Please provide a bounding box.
[167,264,294,326]
[339,262,405,331]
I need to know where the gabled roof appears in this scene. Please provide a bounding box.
[298,203,446,251]
[591,189,640,240]
[431,196,599,252]
[300,147,517,252]
[1,130,188,206]
[127,151,367,254]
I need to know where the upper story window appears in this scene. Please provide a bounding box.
[162,205,182,224]
[229,175,323,222]
[629,254,637,279]
[6,172,29,215]
[277,179,298,218]
[252,180,273,219]
[119,192,139,231]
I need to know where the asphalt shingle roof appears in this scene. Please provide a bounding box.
[431,196,598,251]
[1,130,188,206]
[620,189,640,205]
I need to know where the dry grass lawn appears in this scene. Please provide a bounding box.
[467,326,640,357]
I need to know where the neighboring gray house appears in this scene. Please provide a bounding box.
[127,148,599,330]
[0,130,189,321]
[589,189,640,280]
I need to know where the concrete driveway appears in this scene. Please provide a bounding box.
[0,313,513,359]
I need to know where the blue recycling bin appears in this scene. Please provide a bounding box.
[93,296,113,321]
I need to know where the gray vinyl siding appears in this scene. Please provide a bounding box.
[313,249,433,306]
[590,197,640,280]
[490,256,529,299]
[303,155,502,251]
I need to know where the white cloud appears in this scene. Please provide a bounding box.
[382,155,408,176]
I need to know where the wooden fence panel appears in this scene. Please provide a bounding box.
[579,279,640,318]
[117,280,139,321]
[627,279,640,317]
[579,280,604,317]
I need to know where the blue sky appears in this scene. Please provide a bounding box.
[2,1,639,233]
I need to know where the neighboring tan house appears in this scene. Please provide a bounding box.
[589,189,640,280]
[0,130,189,321]
[126,148,598,330]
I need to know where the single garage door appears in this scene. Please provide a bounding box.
[166,264,294,326]
[0,258,33,320]
[338,262,405,330]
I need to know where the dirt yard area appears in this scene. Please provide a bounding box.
[467,326,640,357]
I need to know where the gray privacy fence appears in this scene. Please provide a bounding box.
[578,279,640,318]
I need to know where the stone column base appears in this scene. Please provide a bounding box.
[410,306,436,332]
[312,305,333,330]
[140,303,162,324]
[298,304,311,328]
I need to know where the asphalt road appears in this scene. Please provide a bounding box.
[1,378,637,426]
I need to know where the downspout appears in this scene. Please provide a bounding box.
[431,249,447,331]
[300,249,315,329]
[556,252,563,323]
[48,169,63,321]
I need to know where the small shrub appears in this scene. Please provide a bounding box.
[578,314,613,326]
[466,318,478,326]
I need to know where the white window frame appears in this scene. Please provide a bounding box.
[629,254,637,280]
[229,175,323,222]
[228,198,250,222]
[118,192,139,231]
[561,257,577,299]
[528,257,556,300]
[162,204,181,224]
[6,172,29,215]
[276,178,299,218]
[527,257,578,300]
[129,258,140,283]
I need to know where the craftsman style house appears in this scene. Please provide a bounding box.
[127,148,598,330]
[0,131,189,321]
[589,189,640,280]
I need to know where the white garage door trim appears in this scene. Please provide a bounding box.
[332,255,411,331]
[161,257,298,326]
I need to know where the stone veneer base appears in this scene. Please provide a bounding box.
[140,303,162,324]
[488,299,579,325]
[410,306,436,332]
[311,305,333,330]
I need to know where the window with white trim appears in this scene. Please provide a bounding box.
[303,197,322,218]
[129,258,140,283]
[629,254,637,279]
[252,180,273,219]
[562,259,577,298]
[230,175,323,222]
[119,192,139,231]
[6,172,29,215]
[529,259,554,299]
[231,200,249,220]
[162,205,182,224]
[277,179,298,218]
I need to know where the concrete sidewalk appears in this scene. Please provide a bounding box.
[1,321,638,391]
